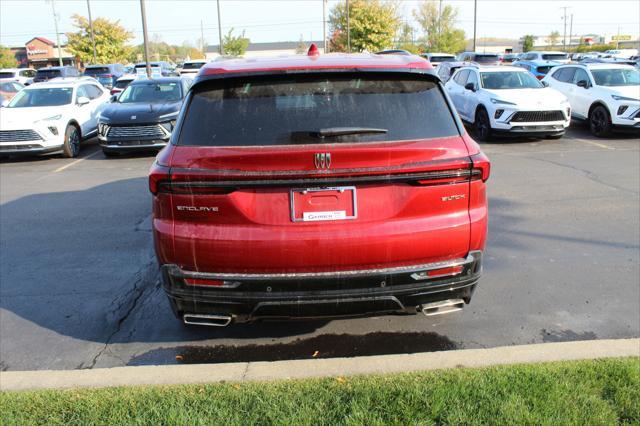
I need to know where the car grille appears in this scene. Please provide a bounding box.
[510,111,565,123]
[0,129,43,142]
[106,125,165,139]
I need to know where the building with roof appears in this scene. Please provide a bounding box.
[205,40,325,60]
[10,37,77,69]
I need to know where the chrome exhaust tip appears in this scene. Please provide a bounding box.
[183,313,232,327]
[420,299,465,316]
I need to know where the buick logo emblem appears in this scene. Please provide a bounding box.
[314,153,331,169]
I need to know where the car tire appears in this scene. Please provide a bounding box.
[589,105,612,138]
[62,124,81,158]
[475,108,492,142]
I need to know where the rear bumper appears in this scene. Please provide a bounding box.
[161,251,482,323]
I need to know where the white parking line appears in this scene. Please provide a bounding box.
[53,149,102,173]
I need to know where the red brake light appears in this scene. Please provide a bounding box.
[471,152,490,182]
[184,278,224,287]
[427,265,464,278]
[149,163,170,194]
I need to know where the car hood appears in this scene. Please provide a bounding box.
[100,101,181,124]
[483,87,568,108]
[607,85,640,99]
[0,106,71,129]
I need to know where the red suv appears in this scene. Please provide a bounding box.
[149,48,490,326]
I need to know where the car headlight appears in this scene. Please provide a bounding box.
[158,111,179,120]
[35,114,62,123]
[490,98,517,106]
[611,95,640,102]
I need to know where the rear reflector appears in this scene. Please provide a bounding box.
[412,265,464,280]
[184,278,225,287]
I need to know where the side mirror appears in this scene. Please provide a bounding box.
[77,96,90,105]
[541,80,549,87]
[110,94,118,103]
[577,80,589,88]
[464,82,476,92]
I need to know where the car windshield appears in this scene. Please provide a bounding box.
[84,67,110,75]
[182,62,205,70]
[480,71,542,89]
[117,82,182,103]
[0,72,15,78]
[542,54,568,60]
[430,56,455,62]
[114,79,133,89]
[178,74,459,146]
[474,55,499,63]
[36,69,62,79]
[7,87,73,107]
[591,68,640,86]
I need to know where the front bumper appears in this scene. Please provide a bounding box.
[98,122,171,151]
[0,127,64,156]
[161,251,483,323]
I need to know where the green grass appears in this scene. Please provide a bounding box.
[2,357,639,425]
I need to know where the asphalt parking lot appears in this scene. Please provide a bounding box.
[1,125,638,371]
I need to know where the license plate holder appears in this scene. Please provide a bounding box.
[290,186,357,222]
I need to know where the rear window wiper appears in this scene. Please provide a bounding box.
[313,127,388,138]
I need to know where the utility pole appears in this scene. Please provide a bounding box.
[346,0,351,53]
[560,6,569,52]
[438,0,443,45]
[139,0,151,77]
[472,0,477,51]
[217,0,224,55]
[200,20,205,56]
[568,14,573,51]
[323,0,327,53]
[86,0,97,63]
[49,0,63,66]
[616,27,620,49]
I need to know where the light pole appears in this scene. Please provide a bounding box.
[217,0,224,55]
[139,0,151,77]
[560,6,570,52]
[346,0,350,53]
[323,0,327,53]
[472,0,477,51]
[48,0,64,66]
[86,0,97,63]
[568,14,573,51]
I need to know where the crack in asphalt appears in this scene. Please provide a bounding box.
[83,270,158,369]
[523,155,640,195]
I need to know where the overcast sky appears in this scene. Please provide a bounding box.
[1,0,638,47]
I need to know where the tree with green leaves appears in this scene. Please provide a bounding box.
[396,22,421,53]
[522,35,535,52]
[222,28,250,57]
[329,0,400,52]
[295,35,308,54]
[65,14,133,65]
[0,45,17,68]
[547,31,560,47]
[413,0,465,53]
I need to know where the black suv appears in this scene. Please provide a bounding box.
[33,66,79,83]
[83,64,125,89]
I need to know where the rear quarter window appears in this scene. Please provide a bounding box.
[178,74,459,147]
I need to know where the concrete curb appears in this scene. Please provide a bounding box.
[2,338,638,392]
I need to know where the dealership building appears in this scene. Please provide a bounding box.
[10,37,77,69]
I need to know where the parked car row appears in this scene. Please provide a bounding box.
[444,61,639,139]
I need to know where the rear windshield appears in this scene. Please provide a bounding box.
[84,67,110,75]
[542,53,568,60]
[0,72,15,78]
[178,74,459,147]
[474,55,499,63]
[536,65,555,74]
[183,62,205,70]
[114,79,133,89]
[35,69,61,79]
[430,56,455,63]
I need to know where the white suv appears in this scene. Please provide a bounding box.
[0,68,37,85]
[0,78,110,157]
[445,65,570,140]
[519,51,570,64]
[542,63,640,137]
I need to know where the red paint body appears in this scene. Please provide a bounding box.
[149,53,490,323]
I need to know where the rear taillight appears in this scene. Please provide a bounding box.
[102,74,113,78]
[471,152,490,182]
[159,183,236,195]
[149,162,170,194]
[413,168,474,186]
